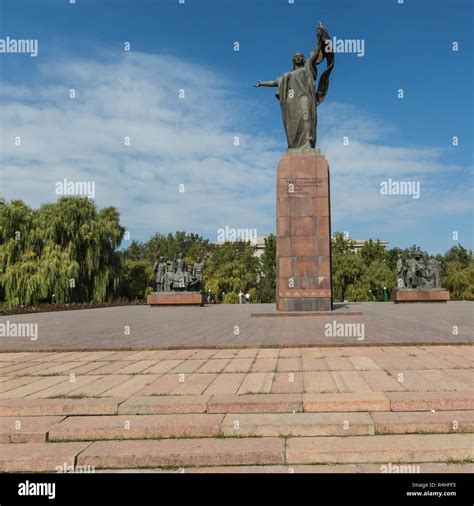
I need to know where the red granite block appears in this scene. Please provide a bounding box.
[147,293,204,306]
[316,237,330,256]
[277,217,291,237]
[316,159,329,179]
[317,217,330,237]
[277,180,292,197]
[278,257,293,278]
[279,277,321,290]
[277,198,291,217]
[291,198,318,217]
[428,291,450,301]
[294,258,319,277]
[316,198,329,217]
[318,277,331,289]
[289,155,318,176]
[276,237,291,257]
[292,237,317,257]
[277,156,291,178]
[318,257,331,276]
[315,179,329,197]
[391,290,450,303]
[292,217,317,237]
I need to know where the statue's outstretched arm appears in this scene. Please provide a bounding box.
[255,80,278,87]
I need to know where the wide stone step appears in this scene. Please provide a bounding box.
[118,395,210,414]
[286,434,473,464]
[387,392,474,411]
[0,442,92,472]
[221,412,374,437]
[76,438,285,468]
[207,394,302,413]
[0,398,125,416]
[372,410,474,434]
[358,462,474,473]
[303,392,389,412]
[0,416,65,443]
[49,414,224,441]
[93,462,474,473]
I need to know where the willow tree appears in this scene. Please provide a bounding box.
[0,197,124,305]
[204,241,260,303]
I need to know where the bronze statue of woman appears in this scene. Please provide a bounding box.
[255,22,334,151]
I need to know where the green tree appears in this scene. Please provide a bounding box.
[355,258,395,300]
[0,197,124,305]
[121,259,153,300]
[442,255,474,300]
[359,239,387,265]
[204,241,260,302]
[258,234,276,303]
[138,231,214,265]
[445,244,471,268]
[331,233,365,302]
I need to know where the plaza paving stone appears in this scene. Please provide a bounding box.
[371,410,474,434]
[286,434,474,464]
[303,392,390,412]
[0,397,125,416]
[0,302,472,351]
[48,414,224,440]
[207,393,303,413]
[0,416,65,443]
[76,437,286,468]
[0,343,472,472]
[387,391,474,411]
[0,442,92,472]
[118,395,211,415]
[220,412,374,437]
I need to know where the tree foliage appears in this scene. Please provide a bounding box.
[1,196,472,306]
[203,241,260,303]
[258,234,276,303]
[0,197,124,305]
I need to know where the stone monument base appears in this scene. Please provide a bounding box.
[276,150,332,312]
[391,288,450,303]
[147,292,205,306]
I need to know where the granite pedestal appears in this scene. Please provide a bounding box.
[391,289,450,303]
[276,151,332,312]
[147,292,205,306]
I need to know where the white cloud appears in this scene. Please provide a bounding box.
[0,51,471,251]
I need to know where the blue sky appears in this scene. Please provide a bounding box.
[0,0,472,254]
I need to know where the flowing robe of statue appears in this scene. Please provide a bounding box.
[274,35,334,149]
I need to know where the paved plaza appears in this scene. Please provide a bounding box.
[0,344,472,472]
[0,302,472,351]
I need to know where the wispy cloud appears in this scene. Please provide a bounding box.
[0,51,471,252]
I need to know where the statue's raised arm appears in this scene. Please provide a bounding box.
[313,22,334,107]
[309,22,329,67]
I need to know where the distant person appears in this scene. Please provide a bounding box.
[238,291,243,304]
[245,292,250,304]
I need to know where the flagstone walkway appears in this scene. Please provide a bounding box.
[0,301,472,351]
[0,345,472,472]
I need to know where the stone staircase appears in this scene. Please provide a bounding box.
[1,392,473,472]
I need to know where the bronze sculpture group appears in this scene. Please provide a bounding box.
[396,251,442,289]
[152,254,204,293]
